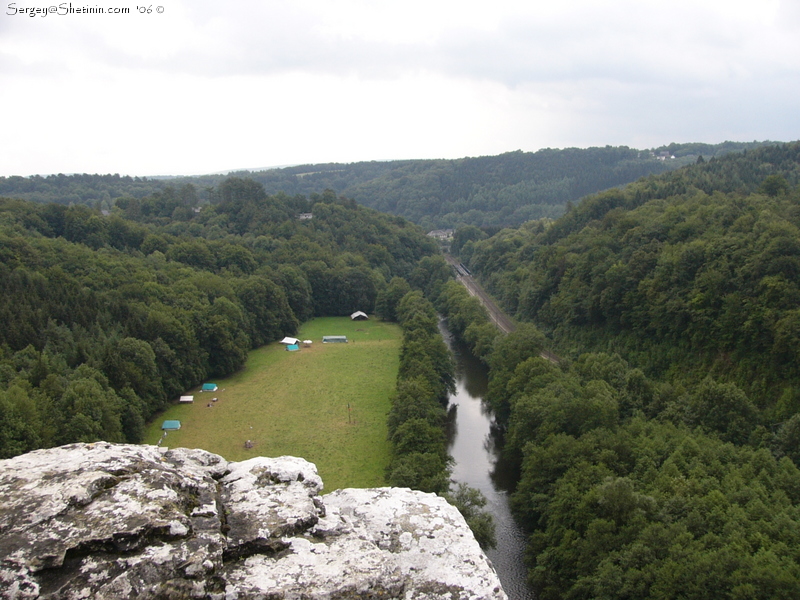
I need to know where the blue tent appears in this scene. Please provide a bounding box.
[201,383,218,392]
[162,420,181,430]
[286,344,300,351]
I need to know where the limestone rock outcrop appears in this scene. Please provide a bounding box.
[0,443,506,599]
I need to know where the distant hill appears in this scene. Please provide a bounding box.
[463,140,800,390]
[0,173,165,211]
[0,141,778,228]
[192,142,775,229]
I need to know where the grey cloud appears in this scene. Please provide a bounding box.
[11,0,795,97]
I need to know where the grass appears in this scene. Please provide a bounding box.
[143,317,401,491]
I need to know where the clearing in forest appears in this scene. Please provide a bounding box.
[143,317,401,491]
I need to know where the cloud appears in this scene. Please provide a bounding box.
[1,0,799,176]
[7,0,799,87]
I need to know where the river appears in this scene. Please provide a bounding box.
[440,322,536,600]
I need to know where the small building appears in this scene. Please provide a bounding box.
[286,344,300,351]
[323,336,348,343]
[350,311,369,321]
[161,420,181,431]
[280,337,300,345]
[427,229,454,240]
[298,213,313,220]
[201,383,218,392]
[179,396,194,403]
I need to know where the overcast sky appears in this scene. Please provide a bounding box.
[2,0,800,177]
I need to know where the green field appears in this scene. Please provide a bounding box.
[143,317,401,491]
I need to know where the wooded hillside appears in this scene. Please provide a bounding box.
[0,182,438,458]
[1,142,773,229]
[450,141,800,599]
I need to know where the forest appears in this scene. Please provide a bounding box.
[0,178,498,549]
[0,141,772,230]
[0,181,440,459]
[4,139,800,597]
[447,141,800,598]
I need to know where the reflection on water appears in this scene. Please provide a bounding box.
[441,322,535,600]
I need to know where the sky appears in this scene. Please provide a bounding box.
[2,0,800,177]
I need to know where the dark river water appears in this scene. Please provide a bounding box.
[441,323,536,600]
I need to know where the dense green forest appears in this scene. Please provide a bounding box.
[0,173,168,211]
[447,141,800,598]
[0,181,439,458]
[0,141,773,229]
[0,180,499,549]
[465,142,800,398]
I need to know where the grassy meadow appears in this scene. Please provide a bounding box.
[143,317,401,491]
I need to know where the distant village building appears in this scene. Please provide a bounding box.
[298,213,313,220]
[427,229,454,240]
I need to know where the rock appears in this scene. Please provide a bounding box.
[0,443,506,599]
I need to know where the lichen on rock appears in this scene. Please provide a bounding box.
[0,443,506,599]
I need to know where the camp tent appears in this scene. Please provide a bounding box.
[162,420,181,430]
[280,337,300,345]
[286,344,300,351]
[303,340,313,347]
[201,383,218,392]
[350,311,369,320]
[323,336,348,343]
[179,396,194,403]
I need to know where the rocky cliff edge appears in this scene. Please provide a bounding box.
[0,443,506,599]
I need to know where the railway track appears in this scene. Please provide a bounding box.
[444,254,559,363]
[444,255,516,333]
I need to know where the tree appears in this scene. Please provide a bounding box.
[375,277,412,322]
[56,372,124,445]
[443,483,496,549]
[101,337,163,411]
[409,255,451,299]
[386,452,451,494]
[272,265,314,322]
[387,377,444,436]
[235,277,298,347]
[451,225,488,256]
[687,377,758,444]
[391,418,447,458]
[199,306,249,376]
[759,174,789,197]
[774,413,800,464]
[0,386,42,458]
